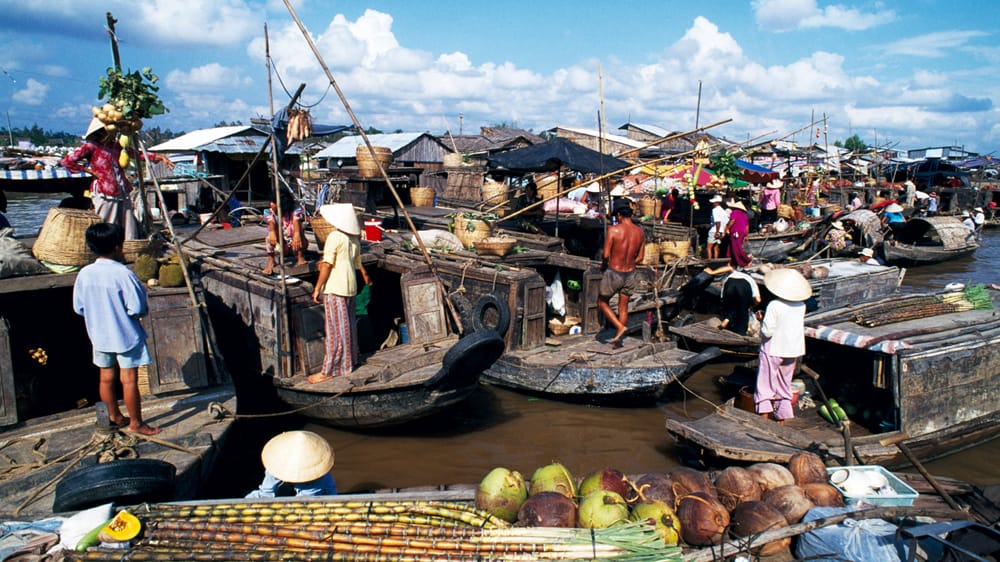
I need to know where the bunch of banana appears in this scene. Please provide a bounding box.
[286,109,313,144]
[29,347,48,365]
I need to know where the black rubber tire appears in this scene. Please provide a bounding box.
[448,293,476,336]
[53,459,176,513]
[471,294,510,337]
[426,329,506,390]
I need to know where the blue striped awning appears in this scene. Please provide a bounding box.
[1,168,90,181]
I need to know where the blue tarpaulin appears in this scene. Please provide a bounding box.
[736,159,779,184]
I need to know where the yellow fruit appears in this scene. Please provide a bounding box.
[105,123,116,132]
[102,103,114,112]
[119,135,131,149]
[92,106,101,116]
[100,510,142,542]
[97,111,107,122]
[115,99,125,108]
[119,151,130,168]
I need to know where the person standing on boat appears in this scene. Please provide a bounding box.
[972,207,986,238]
[706,194,728,259]
[882,203,907,238]
[759,179,782,225]
[927,192,939,216]
[724,199,753,268]
[961,210,976,232]
[703,264,761,336]
[598,201,645,349]
[72,222,159,436]
[848,192,863,211]
[60,118,140,240]
[308,204,370,384]
[246,431,337,498]
[755,269,811,424]
[262,189,309,276]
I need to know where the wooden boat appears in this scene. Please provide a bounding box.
[881,216,979,265]
[0,236,235,518]
[666,289,1000,469]
[0,164,91,195]
[184,226,505,429]
[743,226,815,262]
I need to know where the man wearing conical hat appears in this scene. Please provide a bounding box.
[755,269,811,424]
[246,431,337,498]
[60,117,140,240]
[307,204,370,383]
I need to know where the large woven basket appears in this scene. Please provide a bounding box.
[32,208,101,266]
[637,196,661,219]
[123,238,163,264]
[356,146,393,178]
[534,174,559,201]
[548,315,581,336]
[410,187,435,207]
[443,152,463,167]
[660,240,690,263]
[452,216,493,249]
[641,242,661,265]
[311,215,335,247]
[481,182,508,207]
[475,236,517,257]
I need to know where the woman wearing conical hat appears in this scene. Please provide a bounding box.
[755,269,811,424]
[246,431,337,497]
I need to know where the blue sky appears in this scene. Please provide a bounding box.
[0,0,996,155]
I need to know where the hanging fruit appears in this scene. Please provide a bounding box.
[119,150,130,168]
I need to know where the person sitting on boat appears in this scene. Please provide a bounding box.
[703,264,761,336]
[724,199,753,268]
[308,204,370,384]
[511,181,544,234]
[598,201,645,349]
[246,431,337,498]
[706,194,727,259]
[60,117,141,240]
[858,247,881,266]
[961,210,976,232]
[824,220,852,252]
[263,189,308,276]
[881,203,907,238]
[755,269,811,425]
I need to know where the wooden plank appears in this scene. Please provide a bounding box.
[400,271,448,344]
[0,318,17,426]
[522,280,546,350]
[142,288,208,393]
[582,269,602,334]
[584,339,642,355]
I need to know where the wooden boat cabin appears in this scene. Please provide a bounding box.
[666,289,1000,469]
[882,216,979,266]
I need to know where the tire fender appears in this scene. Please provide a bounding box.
[53,459,176,513]
[471,294,510,337]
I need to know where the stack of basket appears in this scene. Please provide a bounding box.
[356,146,393,178]
[123,238,163,264]
[410,187,435,208]
[642,242,661,265]
[481,181,508,207]
[659,240,690,263]
[32,208,102,266]
[452,216,493,249]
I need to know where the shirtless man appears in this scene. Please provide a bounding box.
[598,202,645,348]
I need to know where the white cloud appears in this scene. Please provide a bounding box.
[882,30,989,58]
[134,0,260,47]
[753,0,895,32]
[165,64,253,93]
[12,78,48,105]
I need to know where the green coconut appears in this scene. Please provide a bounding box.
[474,467,527,523]
[578,490,629,529]
[133,254,159,282]
[578,468,629,499]
[528,462,576,499]
[158,263,185,287]
[629,499,682,546]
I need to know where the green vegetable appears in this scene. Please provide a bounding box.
[818,405,834,423]
[832,406,848,421]
[77,518,113,551]
[827,398,839,408]
[98,67,168,120]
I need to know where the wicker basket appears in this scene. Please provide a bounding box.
[660,240,690,263]
[32,207,102,266]
[311,215,335,248]
[452,216,493,249]
[410,187,435,207]
[475,236,518,257]
[637,196,661,219]
[534,174,559,201]
[443,152,463,167]
[548,315,581,336]
[356,146,393,178]
[123,238,162,264]
[641,242,661,265]
[481,181,508,207]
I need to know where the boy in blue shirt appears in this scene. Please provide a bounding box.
[73,223,159,435]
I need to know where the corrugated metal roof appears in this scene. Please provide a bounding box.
[314,132,426,159]
[621,123,671,138]
[148,126,260,152]
[551,126,645,149]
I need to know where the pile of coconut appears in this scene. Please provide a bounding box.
[475,452,841,556]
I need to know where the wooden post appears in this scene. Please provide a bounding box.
[106,12,121,71]
[800,364,862,465]
[880,432,963,511]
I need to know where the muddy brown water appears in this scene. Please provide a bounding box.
[5,194,997,497]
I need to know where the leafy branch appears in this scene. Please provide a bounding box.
[98,67,168,121]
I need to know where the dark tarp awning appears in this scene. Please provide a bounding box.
[487,137,632,174]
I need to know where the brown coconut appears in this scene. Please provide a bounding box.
[810,266,830,279]
[801,482,845,507]
[787,452,828,485]
[763,484,814,524]
[676,492,730,546]
[713,466,761,512]
[747,462,795,496]
[730,501,791,556]
[629,473,676,507]
[669,467,715,499]
[516,491,577,527]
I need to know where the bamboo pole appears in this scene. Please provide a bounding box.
[615,118,732,157]
[282,0,464,332]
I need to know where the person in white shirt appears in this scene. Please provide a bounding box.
[706,195,728,259]
[755,269,811,424]
[961,211,976,232]
[858,247,882,266]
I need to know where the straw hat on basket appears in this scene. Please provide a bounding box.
[763,268,812,302]
[261,431,335,483]
[885,203,904,213]
[319,203,360,235]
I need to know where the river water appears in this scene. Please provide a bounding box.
[4,193,997,498]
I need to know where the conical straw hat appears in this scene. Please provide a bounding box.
[319,203,360,235]
[261,431,335,483]
[763,268,812,302]
[85,117,105,140]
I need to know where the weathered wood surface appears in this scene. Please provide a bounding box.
[747,258,902,310]
[0,385,236,518]
[670,320,760,349]
[484,336,712,403]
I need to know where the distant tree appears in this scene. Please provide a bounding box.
[839,135,868,152]
[489,121,521,130]
[213,120,243,127]
[364,126,383,135]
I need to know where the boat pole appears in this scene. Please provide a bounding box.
[281,0,464,332]
[800,364,862,466]
[879,432,963,511]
